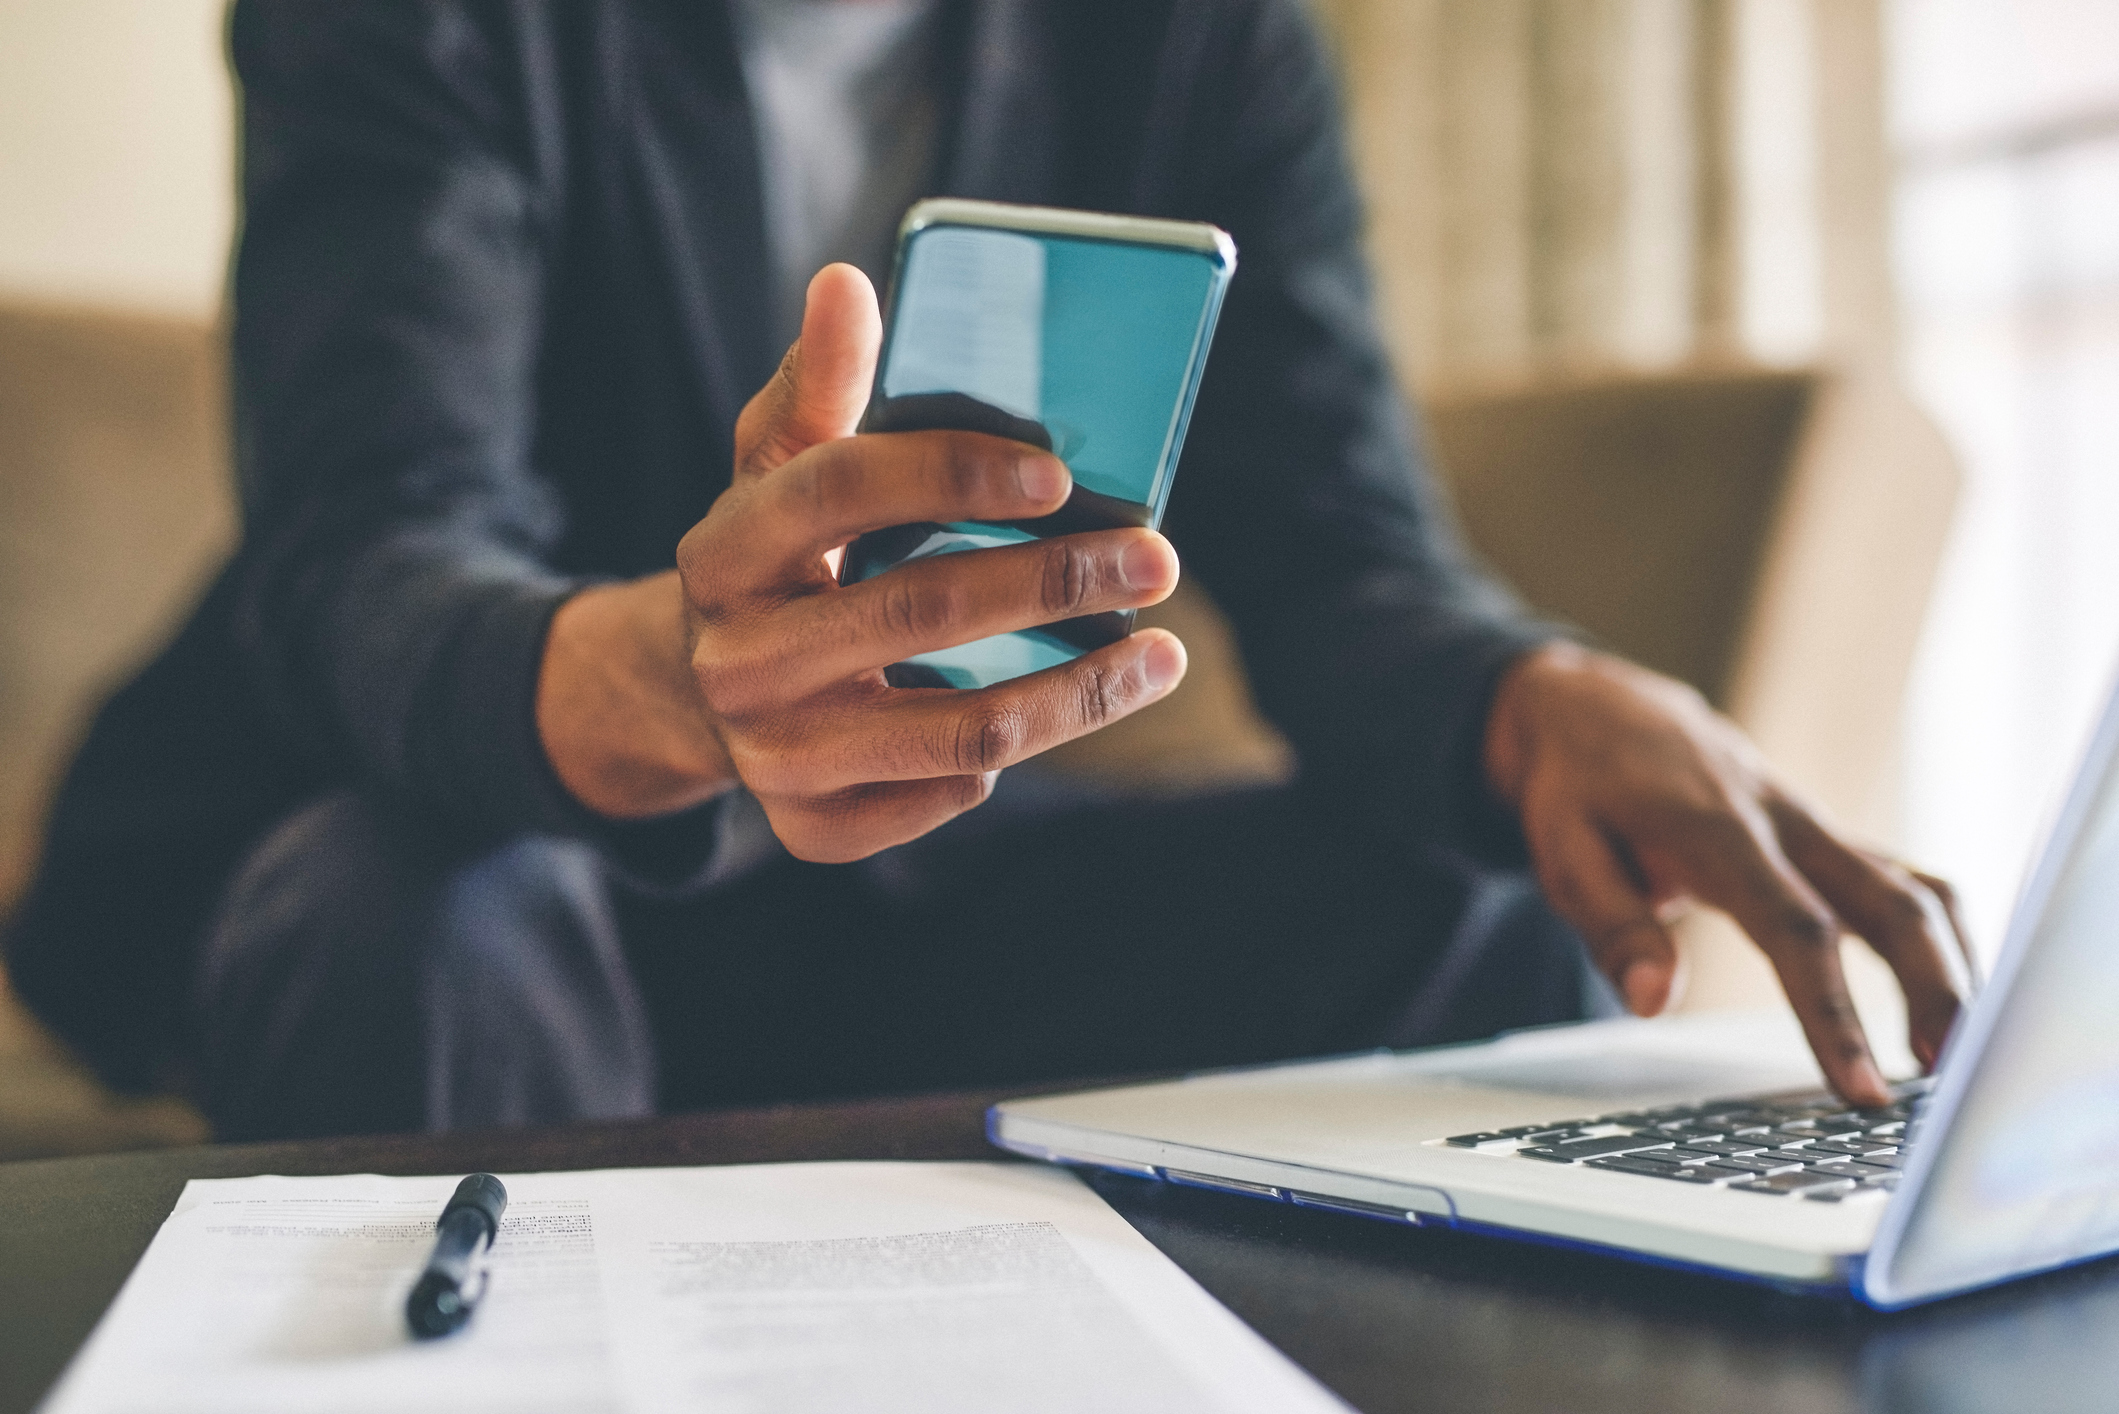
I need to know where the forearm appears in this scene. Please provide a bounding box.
[536,571,739,820]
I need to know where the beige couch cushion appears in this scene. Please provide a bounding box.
[0,300,229,1156]
[0,302,234,904]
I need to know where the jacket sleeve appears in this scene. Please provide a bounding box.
[228,2,722,876]
[1162,0,1563,866]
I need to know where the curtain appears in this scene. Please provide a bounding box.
[1312,0,1888,391]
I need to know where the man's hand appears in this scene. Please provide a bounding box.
[537,264,1186,860]
[1486,642,1973,1106]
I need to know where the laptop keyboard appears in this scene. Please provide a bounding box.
[1439,1079,1931,1203]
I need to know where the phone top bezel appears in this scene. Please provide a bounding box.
[897,198,1238,270]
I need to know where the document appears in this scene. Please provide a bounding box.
[43,1162,1348,1414]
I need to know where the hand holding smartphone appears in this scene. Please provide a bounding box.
[840,199,1236,689]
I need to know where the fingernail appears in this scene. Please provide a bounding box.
[1017,454,1067,504]
[1621,961,1668,1017]
[1119,536,1174,592]
[1142,635,1185,693]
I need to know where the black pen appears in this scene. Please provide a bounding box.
[405,1173,509,1339]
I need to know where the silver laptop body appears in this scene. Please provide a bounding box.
[991,672,2119,1308]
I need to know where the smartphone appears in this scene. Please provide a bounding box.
[839,198,1236,690]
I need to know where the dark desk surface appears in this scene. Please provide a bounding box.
[4,1089,2113,1414]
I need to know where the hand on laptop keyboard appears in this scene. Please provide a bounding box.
[1482,644,1977,1108]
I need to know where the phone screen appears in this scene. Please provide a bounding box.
[840,216,1231,690]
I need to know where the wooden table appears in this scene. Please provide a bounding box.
[4,1087,2113,1413]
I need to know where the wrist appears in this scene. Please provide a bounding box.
[536,573,738,820]
[1483,639,1594,809]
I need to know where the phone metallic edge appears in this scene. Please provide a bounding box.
[839,198,1237,689]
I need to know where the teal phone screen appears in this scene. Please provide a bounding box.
[844,223,1227,690]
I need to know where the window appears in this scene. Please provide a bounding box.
[1892,0,2119,951]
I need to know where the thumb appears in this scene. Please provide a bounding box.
[735,263,883,478]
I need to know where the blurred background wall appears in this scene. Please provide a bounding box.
[1317,0,1872,385]
[0,1,233,318]
[1889,0,2119,960]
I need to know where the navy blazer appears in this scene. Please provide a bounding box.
[7,0,1550,1088]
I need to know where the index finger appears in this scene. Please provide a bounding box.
[738,431,1072,584]
[1677,805,1892,1107]
[1768,800,1966,1074]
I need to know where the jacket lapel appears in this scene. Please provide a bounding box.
[619,0,1070,449]
[625,0,777,443]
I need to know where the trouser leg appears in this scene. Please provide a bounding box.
[630,779,1591,1113]
[193,792,654,1141]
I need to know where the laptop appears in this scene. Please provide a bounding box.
[990,672,2119,1309]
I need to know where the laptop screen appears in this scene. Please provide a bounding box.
[1872,680,2119,1305]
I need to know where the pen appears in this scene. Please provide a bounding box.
[405,1173,509,1339]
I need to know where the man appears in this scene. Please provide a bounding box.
[5,0,1966,1140]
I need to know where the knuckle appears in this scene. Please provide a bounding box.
[953,703,1026,774]
[1039,539,1096,617]
[798,449,841,527]
[938,433,1009,511]
[1878,885,1932,938]
[877,576,926,641]
[793,441,858,529]
[1777,905,1840,955]
[1680,801,1754,850]
[1812,988,1861,1026]
[692,642,771,721]
[877,571,964,645]
[732,736,803,797]
[1076,658,1128,728]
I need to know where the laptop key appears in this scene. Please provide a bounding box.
[1444,1133,1511,1147]
[1812,1138,1897,1157]
[1765,1146,1826,1162]
[1651,1125,1727,1143]
[1731,1172,1857,1195]
[1518,1135,1676,1162]
[1675,1139,1771,1158]
[1808,1159,1895,1180]
[1780,1121,1865,1139]
[1586,1156,1720,1183]
[1594,1112,1663,1128]
[1702,1156,1805,1177]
